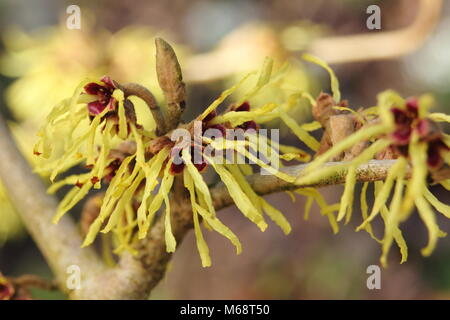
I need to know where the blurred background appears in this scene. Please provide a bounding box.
[0,0,450,299]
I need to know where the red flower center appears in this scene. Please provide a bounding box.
[84,76,117,116]
[390,98,448,169]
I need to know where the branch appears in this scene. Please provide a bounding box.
[184,0,442,83]
[73,159,397,299]
[211,160,399,210]
[0,115,105,294]
[72,199,192,299]
[307,0,442,64]
[117,82,167,136]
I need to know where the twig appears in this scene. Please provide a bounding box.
[116,82,167,135]
[211,160,403,210]
[12,274,59,291]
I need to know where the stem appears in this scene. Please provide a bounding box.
[210,160,401,211]
[117,82,167,135]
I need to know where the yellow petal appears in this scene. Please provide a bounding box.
[429,112,450,123]
[295,188,339,233]
[415,196,440,257]
[238,163,253,176]
[424,187,450,218]
[102,171,145,234]
[195,203,242,254]
[239,57,273,102]
[198,71,256,121]
[376,182,408,266]
[207,159,267,231]
[303,125,388,175]
[440,180,450,191]
[357,158,405,230]
[400,140,428,220]
[213,103,278,126]
[300,121,322,132]
[136,148,170,229]
[376,90,404,127]
[279,111,320,151]
[303,196,314,220]
[359,182,382,243]
[47,173,91,194]
[130,124,147,167]
[184,170,212,267]
[302,53,341,103]
[337,166,355,222]
[261,200,291,235]
[338,139,391,222]
[182,148,216,216]
[226,163,291,234]
[380,161,407,266]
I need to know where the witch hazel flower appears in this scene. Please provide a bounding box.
[83,76,118,116]
[36,41,450,269]
[390,97,449,169]
[34,55,321,266]
[296,54,450,267]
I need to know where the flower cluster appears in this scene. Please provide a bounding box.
[34,48,450,268]
[390,97,448,169]
[34,58,337,266]
[297,57,450,266]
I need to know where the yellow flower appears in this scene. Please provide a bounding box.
[298,55,450,267]
[36,58,320,266]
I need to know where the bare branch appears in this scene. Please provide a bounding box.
[116,82,167,135]
[308,0,443,64]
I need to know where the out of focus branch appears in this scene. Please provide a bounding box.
[185,0,442,82]
[308,0,442,63]
[0,115,105,294]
